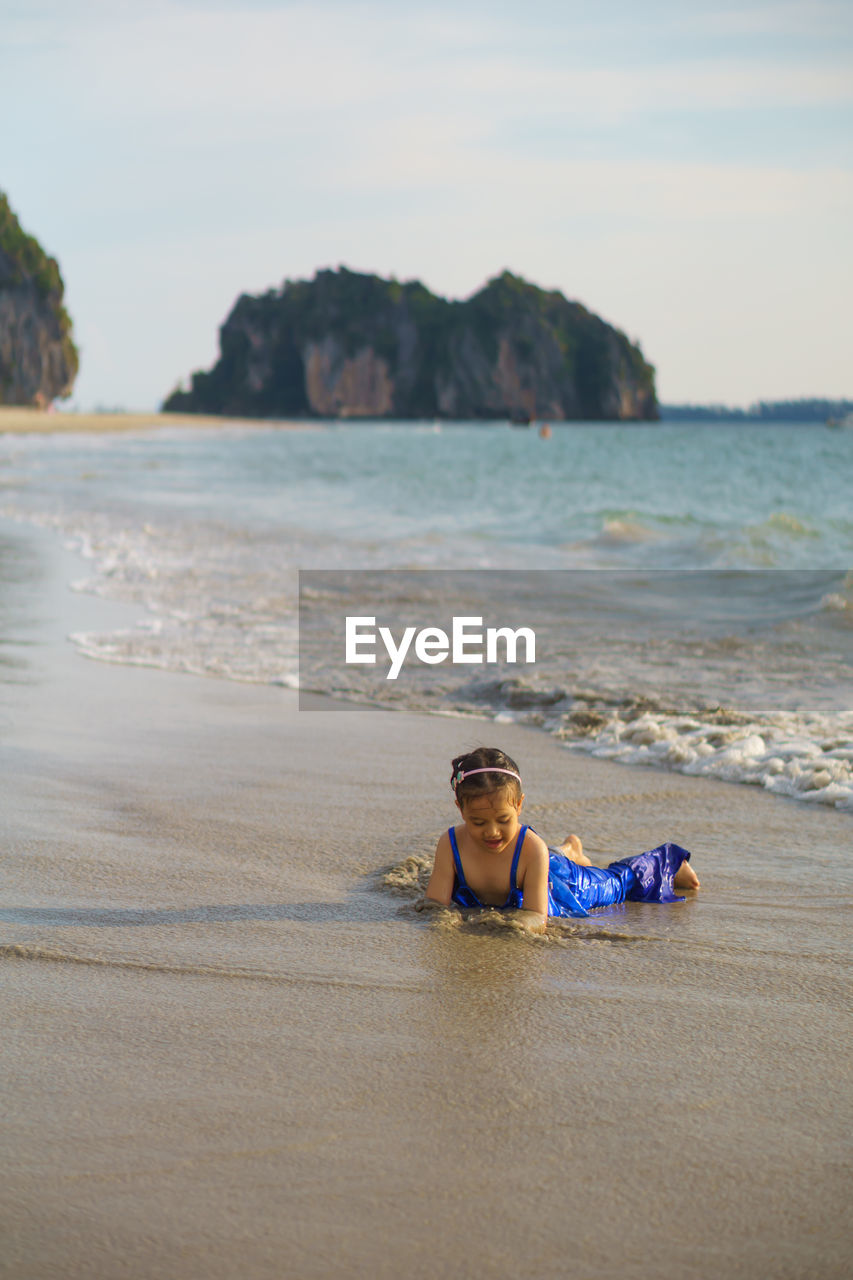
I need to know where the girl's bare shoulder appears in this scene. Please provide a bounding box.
[433,827,454,857]
[520,826,550,867]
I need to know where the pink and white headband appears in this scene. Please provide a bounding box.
[452,766,522,792]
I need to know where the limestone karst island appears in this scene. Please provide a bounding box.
[165,268,658,422]
[0,187,657,423]
[0,192,78,406]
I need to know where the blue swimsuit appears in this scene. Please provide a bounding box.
[449,824,692,918]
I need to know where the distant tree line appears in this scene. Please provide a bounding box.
[660,399,853,423]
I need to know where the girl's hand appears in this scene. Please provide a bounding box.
[414,895,450,912]
[505,908,547,933]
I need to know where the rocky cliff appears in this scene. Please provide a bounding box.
[164,268,657,421]
[0,193,78,406]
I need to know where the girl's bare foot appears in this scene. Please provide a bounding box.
[674,859,700,891]
[558,834,591,865]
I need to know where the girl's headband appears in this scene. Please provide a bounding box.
[452,766,522,792]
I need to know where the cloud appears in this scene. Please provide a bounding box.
[678,0,853,39]
[3,0,851,405]
[8,1,852,130]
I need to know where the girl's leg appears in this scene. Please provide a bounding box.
[557,834,592,866]
[674,859,700,890]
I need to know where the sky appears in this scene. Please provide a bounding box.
[2,0,852,411]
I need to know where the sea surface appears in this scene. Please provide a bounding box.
[1,419,851,809]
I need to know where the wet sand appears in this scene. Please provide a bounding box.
[1,523,851,1279]
[0,407,308,435]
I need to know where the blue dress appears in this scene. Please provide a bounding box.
[449,825,692,918]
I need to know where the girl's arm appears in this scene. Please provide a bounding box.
[520,832,550,918]
[424,830,455,906]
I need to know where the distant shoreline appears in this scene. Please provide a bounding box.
[2,405,849,434]
[659,398,853,423]
[0,407,313,435]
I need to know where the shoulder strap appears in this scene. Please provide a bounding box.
[448,827,466,886]
[510,825,528,890]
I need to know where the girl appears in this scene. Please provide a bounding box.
[425,746,700,925]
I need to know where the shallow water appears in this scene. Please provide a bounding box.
[2,421,851,809]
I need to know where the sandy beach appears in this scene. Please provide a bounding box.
[0,407,308,435]
[0,519,850,1280]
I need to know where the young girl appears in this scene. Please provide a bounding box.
[425,746,700,924]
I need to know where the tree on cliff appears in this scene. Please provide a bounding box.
[164,267,658,422]
[0,192,78,406]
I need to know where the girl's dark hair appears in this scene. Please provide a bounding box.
[450,747,522,805]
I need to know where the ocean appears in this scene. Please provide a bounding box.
[2,419,850,809]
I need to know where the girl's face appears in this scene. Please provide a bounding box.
[458,788,524,855]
